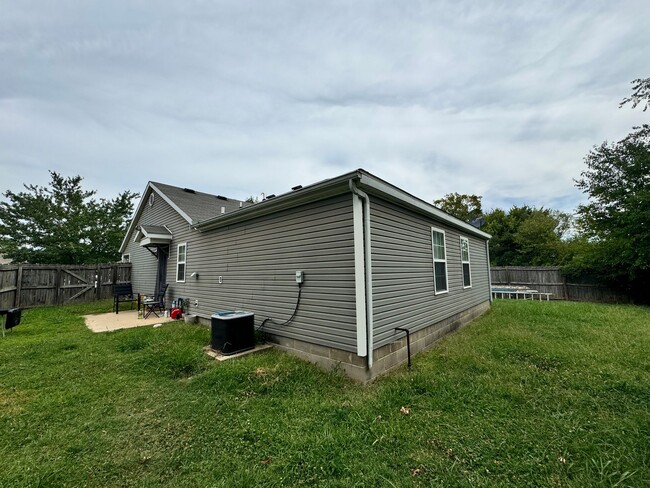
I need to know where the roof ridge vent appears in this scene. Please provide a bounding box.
[216,195,228,200]
[183,188,196,194]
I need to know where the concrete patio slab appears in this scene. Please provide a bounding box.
[84,310,175,333]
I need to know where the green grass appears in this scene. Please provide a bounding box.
[1,300,648,487]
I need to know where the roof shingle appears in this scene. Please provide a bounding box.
[150,182,251,224]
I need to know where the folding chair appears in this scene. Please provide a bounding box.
[143,283,168,318]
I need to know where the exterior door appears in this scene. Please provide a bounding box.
[155,245,169,291]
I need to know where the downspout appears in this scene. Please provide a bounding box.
[349,179,374,369]
[486,240,493,303]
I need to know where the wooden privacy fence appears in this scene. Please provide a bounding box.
[490,266,629,303]
[0,263,132,309]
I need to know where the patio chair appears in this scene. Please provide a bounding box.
[143,283,169,319]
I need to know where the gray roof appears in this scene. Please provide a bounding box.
[149,182,251,224]
[195,169,491,240]
[139,225,172,236]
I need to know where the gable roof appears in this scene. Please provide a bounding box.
[149,182,249,223]
[195,169,491,240]
[121,169,490,254]
[119,182,250,253]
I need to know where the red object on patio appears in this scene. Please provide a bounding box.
[170,308,182,319]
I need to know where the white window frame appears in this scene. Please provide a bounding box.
[460,236,472,289]
[121,254,130,263]
[176,243,187,283]
[431,227,449,295]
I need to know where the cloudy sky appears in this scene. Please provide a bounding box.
[1,1,648,213]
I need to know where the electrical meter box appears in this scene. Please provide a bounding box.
[210,311,255,355]
[295,270,304,283]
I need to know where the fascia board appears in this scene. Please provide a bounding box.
[140,236,172,247]
[119,183,152,253]
[142,233,172,240]
[357,173,492,240]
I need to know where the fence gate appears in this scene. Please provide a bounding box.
[0,263,132,309]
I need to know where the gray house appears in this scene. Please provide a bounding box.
[120,169,492,381]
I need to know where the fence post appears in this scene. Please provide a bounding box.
[14,265,23,308]
[563,273,569,301]
[55,266,62,305]
[95,266,100,301]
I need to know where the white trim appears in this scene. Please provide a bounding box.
[121,253,130,263]
[352,194,368,357]
[431,227,449,295]
[119,182,193,253]
[176,242,187,283]
[150,183,193,224]
[140,236,172,247]
[460,236,472,289]
[358,172,490,239]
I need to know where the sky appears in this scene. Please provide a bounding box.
[1,0,648,214]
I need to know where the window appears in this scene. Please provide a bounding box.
[460,237,472,288]
[121,254,130,263]
[431,228,448,294]
[148,193,155,206]
[176,243,186,282]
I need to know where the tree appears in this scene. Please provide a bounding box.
[0,171,139,264]
[574,124,650,296]
[483,205,572,266]
[620,78,650,112]
[433,193,483,222]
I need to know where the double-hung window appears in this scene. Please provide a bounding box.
[176,243,187,282]
[460,237,472,288]
[431,228,448,294]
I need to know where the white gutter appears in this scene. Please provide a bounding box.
[486,241,493,303]
[349,179,374,369]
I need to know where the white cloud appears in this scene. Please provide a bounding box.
[0,0,648,214]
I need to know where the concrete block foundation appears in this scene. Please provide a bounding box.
[269,300,491,382]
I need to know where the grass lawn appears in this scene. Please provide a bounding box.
[1,300,648,487]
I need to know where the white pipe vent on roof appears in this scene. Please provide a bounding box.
[221,207,225,214]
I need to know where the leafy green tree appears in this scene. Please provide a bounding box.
[574,124,650,297]
[433,193,483,222]
[0,171,139,264]
[483,206,572,266]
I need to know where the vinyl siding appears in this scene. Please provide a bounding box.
[124,189,186,297]
[155,193,357,353]
[370,197,490,349]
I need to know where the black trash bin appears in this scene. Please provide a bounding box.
[211,311,255,355]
